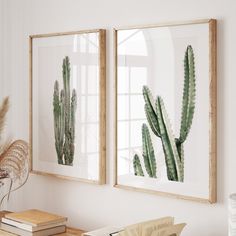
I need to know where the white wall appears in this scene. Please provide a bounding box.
[1,0,235,235]
[0,0,3,96]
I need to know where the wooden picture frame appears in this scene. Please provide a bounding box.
[114,19,216,202]
[29,29,106,184]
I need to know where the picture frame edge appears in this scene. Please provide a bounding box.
[99,29,107,185]
[29,29,107,185]
[114,19,217,203]
[114,184,213,204]
[29,28,105,39]
[209,19,217,203]
[30,170,101,185]
[113,29,118,187]
[29,35,33,173]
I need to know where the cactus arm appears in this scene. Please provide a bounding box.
[63,56,71,103]
[59,89,65,162]
[63,57,70,165]
[53,81,63,164]
[179,45,196,143]
[53,82,59,158]
[155,96,177,181]
[143,86,161,137]
[142,124,157,178]
[133,154,144,176]
[179,143,184,180]
[69,89,77,164]
[70,89,77,141]
[63,56,71,142]
[144,104,160,137]
[63,56,77,166]
[156,96,183,181]
[53,81,60,142]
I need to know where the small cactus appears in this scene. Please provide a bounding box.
[53,56,77,166]
[133,124,157,178]
[133,154,144,177]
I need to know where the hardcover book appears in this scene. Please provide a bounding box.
[2,217,66,232]
[0,223,66,236]
[4,209,67,226]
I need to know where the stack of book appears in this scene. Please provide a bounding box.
[0,209,67,236]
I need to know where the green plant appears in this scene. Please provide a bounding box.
[134,45,195,182]
[53,56,77,166]
[133,124,157,178]
[133,154,144,177]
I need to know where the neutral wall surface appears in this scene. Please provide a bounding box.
[0,0,235,235]
[0,0,3,96]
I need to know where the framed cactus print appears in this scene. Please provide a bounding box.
[114,19,217,203]
[29,29,106,184]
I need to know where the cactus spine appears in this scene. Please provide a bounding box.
[53,56,77,166]
[133,45,195,182]
[133,124,157,178]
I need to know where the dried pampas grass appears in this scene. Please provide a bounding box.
[0,140,29,205]
[0,97,9,137]
[0,97,29,207]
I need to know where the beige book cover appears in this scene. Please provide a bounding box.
[119,223,140,236]
[150,223,186,236]
[140,217,174,236]
[5,209,67,226]
[119,217,174,236]
[82,226,124,236]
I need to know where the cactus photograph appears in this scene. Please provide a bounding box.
[133,46,195,182]
[30,30,106,183]
[53,56,77,166]
[116,20,216,201]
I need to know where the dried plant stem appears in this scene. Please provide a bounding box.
[0,97,9,137]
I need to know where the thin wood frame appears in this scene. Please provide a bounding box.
[29,29,106,184]
[114,19,217,203]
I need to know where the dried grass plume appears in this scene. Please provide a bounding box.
[0,97,29,207]
[0,97,9,137]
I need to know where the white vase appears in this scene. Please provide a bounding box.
[229,194,236,236]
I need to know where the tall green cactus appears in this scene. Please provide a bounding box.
[133,124,157,178]
[134,45,195,182]
[53,56,77,166]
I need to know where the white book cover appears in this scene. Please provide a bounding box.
[1,218,66,232]
[0,223,66,236]
[83,226,124,236]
